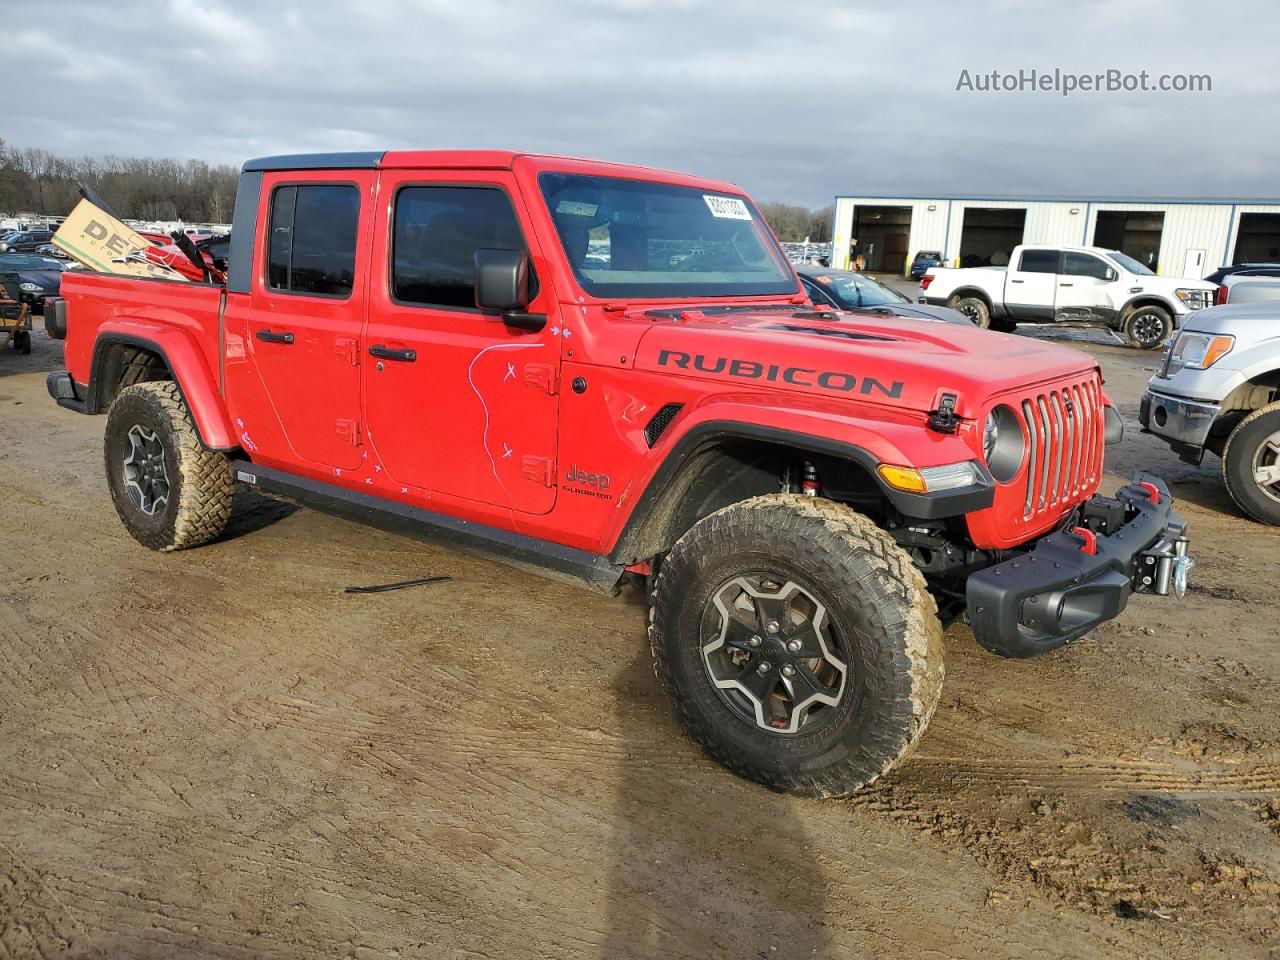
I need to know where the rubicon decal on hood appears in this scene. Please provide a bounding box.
[657,349,904,398]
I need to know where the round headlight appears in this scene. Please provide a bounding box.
[983,404,1026,483]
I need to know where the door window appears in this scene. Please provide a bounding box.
[1062,252,1111,280]
[391,186,526,309]
[266,184,359,297]
[1018,249,1059,273]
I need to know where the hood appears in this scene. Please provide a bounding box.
[1139,274,1216,292]
[11,269,61,290]
[632,306,1096,418]
[1179,300,1280,338]
[863,303,974,325]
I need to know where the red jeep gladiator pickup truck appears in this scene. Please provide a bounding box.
[45,150,1193,796]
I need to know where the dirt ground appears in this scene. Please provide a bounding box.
[1,322,1277,960]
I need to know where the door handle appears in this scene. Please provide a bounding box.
[256,330,294,344]
[1059,282,1074,287]
[369,344,417,362]
[1010,279,1024,284]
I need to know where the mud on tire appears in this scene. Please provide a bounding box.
[649,494,945,797]
[104,382,234,551]
[1221,402,1280,525]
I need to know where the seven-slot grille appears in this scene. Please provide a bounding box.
[1017,374,1105,520]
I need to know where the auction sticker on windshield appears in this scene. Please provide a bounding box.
[703,195,752,220]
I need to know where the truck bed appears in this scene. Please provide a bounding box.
[60,271,225,395]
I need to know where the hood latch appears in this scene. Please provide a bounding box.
[928,393,961,434]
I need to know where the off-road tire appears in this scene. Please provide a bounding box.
[1222,402,1280,525]
[104,382,234,550]
[948,294,990,328]
[649,494,945,797]
[1122,305,1172,350]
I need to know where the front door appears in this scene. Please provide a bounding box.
[246,172,373,471]
[363,172,561,515]
[1055,250,1115,322]
[1006,248,1059,319]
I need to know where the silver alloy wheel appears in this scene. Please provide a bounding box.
[1131,312,1164,346]
[123,424,170,516]
[701,575,848,735]
[1252,430,1280,503]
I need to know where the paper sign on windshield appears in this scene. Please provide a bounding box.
[703,195,752,220]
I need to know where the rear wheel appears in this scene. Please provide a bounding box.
[1123,305,1172,350]
[1222,403,1280,525]
[104,382,234,550]
[14,330,30,354]
[649,494,945,797]
[948,294,990,328]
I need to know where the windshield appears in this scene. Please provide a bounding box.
[1107,250,1154,276]
[811,272,909,307]
[538,173,796,299]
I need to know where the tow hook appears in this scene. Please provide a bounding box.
[1137,535,1194,598]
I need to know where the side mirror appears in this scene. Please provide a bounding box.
[1105,268,1118,282]
[474,248,546,332]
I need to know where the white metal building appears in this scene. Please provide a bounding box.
[831,194,1280,280]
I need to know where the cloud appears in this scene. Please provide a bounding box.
[5,0,1275,206]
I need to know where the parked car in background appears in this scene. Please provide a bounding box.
[1142,301,1280,524]
[798,266,975,324]
[1205,262,1280,286]
[1219,272,1280,305]
[0,229,55,253]
[34,243,70,260]
[909,250,944,279]
[0,253,65,310]
[920,244,1217,348]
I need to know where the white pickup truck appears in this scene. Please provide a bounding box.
[919,244,1218,349]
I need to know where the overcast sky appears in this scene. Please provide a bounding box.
[7,0,1277,207]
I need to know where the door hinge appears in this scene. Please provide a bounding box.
[336,418,361,445]
[523,363,558,395]
[335,337,359,366]
[521,455,555,487]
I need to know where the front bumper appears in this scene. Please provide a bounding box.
[966,474,1190,658]
[1139,388,1219,462]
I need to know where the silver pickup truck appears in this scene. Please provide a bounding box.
[1141,301,1280,523]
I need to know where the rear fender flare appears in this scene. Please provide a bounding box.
[90,324,236,450]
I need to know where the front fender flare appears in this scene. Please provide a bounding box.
[90,323,236,450]
[607,406,993,559]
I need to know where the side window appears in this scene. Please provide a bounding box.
[1018,249,1059,274]
[1062,252,1111,280]
[392,186,525,309]
[266,184,359,297]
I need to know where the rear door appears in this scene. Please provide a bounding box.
[1005,248,1059,319]
[246,172,373,471]
[362,171,561,515]
[1055,251,1116,321]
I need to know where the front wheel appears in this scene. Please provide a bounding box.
[1222,403,1280,525]
[1123,305,1172,350]
[649,495,945,797]
[104,381,234,550]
